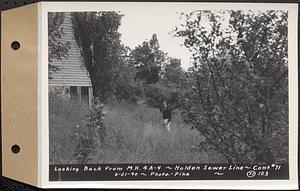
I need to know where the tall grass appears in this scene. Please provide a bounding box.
[49,93,88,164]
[49,94,224,164]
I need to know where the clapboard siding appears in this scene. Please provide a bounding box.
[49,12,91,87]
[49,82,91,87]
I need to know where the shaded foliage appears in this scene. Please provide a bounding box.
[141,58,187,111]
[48,12,70,79]
[144,82,181,110]
[72,12,124,102]
[130,34,168,84]
[162,58,186,85]
[111,46,142,101]
[74,97,106,164]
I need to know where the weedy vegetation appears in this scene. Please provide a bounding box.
[49,94,223,164]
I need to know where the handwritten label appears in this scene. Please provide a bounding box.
[50,163,288,181]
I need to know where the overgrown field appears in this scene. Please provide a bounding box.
[49,94,224,164]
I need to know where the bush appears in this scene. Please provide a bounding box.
[143,82,181,110]
[176,10,288,164]
[73,97,106,164]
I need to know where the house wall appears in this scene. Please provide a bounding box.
[48,12,92,87]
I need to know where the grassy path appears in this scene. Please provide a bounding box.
[93,101,222,163]
[49,96,224,164]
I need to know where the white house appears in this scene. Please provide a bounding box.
[49,12,92,106]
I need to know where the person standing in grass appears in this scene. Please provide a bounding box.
[161,100,172,132]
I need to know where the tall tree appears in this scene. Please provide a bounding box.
[48,13,70,79]
[176,10,288,163]
[111,45,140,100]
[130,34,168,84]
[162,58,185,85]
[72,12,123,102]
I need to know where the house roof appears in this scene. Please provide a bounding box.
[49,12,92,87]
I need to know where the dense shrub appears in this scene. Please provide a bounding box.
[176,10,288,164]
[73,97,106,164]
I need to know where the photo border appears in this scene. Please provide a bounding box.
[39,2,298,189]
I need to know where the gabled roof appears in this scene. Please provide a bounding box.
[49,12,92,87]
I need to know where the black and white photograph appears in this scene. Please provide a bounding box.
[46,2,296,184]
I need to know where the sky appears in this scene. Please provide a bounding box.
[118,9,193,70]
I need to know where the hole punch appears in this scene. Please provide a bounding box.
[11,41,20,50]
[11,145,20,154]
